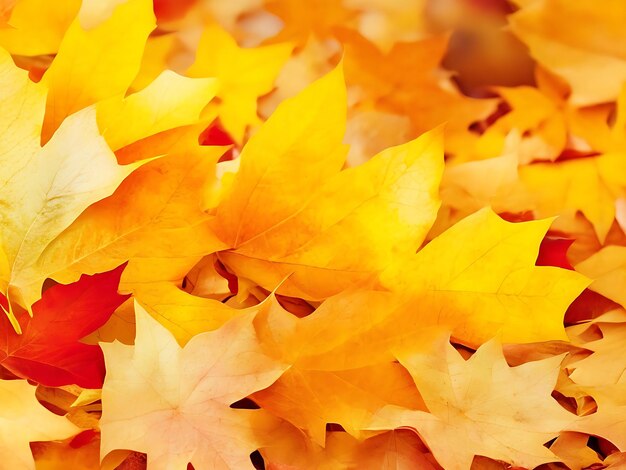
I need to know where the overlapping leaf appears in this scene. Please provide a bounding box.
[0,1,623,468]
[367,337,576,469]
[100,303,287,469]
[212,65,445,300]
[0,48,144,316]
[0,266,127,388]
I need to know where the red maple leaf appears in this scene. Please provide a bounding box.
[0,265,129,388]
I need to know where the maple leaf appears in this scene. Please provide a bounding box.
[339,29,495,158]
[252,238,582,372]
[0,379,78,469]
[509,0,626,105]
[545,83,626,158]
[187,23,292,143]
[212,65,444,300]
[381,208,589,346]
[0,266,128,388]
[252,289,404,369]
[251,362,425,445]
[482,69,571,163]
[96,70,219,152]
[485,83,626,241]
[20,146,227,297]
[367,336,576,469]
[32,384,106,434]
[257,37,336,119]
[100,302,288,469]
[0,48,145,318]
[41,0,155,141]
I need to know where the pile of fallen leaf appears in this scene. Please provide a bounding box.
[1,0,626,468]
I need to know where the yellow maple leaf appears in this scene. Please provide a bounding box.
[381,208,588,346]
[7,67,221,326]
[96,70,218,151]
[187,23,292,142]
[100,302,287,469]
[23,147,227,301]
[251,219,585,370]
[212,65,444,300]
[0,49,145,321]
[367,336,576,469]
[41,0,155,141]
[552,83,626,157]
[481,68,571,164]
